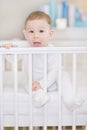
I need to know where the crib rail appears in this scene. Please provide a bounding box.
[0,46,87,54]
[0,46,87,130]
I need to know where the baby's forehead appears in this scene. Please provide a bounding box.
[26,19,48,24]
[25,19,50,29]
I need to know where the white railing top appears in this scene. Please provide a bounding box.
[0,40,87,54]
[0,47,87,54]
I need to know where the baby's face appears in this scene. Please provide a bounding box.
[23,19,53,47]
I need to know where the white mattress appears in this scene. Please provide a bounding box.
[2,86,87,115]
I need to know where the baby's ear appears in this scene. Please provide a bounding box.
[23,30,28,40]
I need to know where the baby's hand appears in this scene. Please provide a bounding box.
[2,43,14,49]
[32,81,41,91]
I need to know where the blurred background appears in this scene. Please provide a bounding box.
[0,0,87,40]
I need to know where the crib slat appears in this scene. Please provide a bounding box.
[44,54,47,92]
[13,54,18,130]
[72,54,77,130]
[43,54,48,130]
[0,55,4,130]
[29,54,33,130]
[58,54,62,130]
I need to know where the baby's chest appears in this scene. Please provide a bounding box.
[33,60,44,72]
[32,56,49,72]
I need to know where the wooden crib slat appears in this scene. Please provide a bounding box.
[43,54,48,130]
[29,54,33,130]
[58,54,62,130]
[44,54,47,92]
[14,54,18,130]
[72,54,77,130]
[72,54,77,102]
[0,55,4,130]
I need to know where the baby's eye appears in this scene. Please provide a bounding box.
[29,30,34,33]
[39,30,44,33]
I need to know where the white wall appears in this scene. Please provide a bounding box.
[0,0,87,40]
[0,0,51,40]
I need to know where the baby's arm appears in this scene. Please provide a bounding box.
[1,43,15,63]
[2,42,23,62]
[32,70,58,92]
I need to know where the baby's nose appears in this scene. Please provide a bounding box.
[34,33,39,38]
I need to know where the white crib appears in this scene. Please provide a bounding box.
[0,40,87,130]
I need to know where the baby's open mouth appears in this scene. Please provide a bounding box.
[33,42,41,47]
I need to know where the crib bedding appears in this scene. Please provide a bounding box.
[1,68,87,115]
[2,86,87,115]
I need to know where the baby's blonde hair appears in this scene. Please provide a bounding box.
[25,11,52,28]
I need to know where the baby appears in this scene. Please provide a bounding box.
[23,11,58,107]
[3,11,84,109]
[3,11,58,107]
